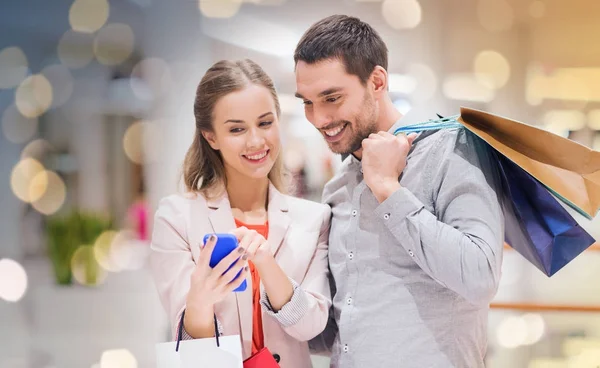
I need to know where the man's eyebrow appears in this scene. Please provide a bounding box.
[318,87,343,97]
[294,88,343,100]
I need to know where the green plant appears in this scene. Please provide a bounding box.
[46,211,112,286]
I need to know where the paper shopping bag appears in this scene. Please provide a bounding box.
[156,335,243,368]
[458,107,600,219]
[156,310,243,368]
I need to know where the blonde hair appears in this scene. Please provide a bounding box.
[183,59,286,198]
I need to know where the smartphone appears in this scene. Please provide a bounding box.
[202,233,247,292]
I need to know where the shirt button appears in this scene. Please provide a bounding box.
[351,210,357,216]
[408,250,414,257]
[348,252,354,260]
[383,213,390,220]
[346,297,352,305]
[343,344,349,353]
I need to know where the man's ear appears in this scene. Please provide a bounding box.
[201,131,219,150]
[370,65,388,96]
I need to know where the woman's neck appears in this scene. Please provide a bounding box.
[225,168,269,224]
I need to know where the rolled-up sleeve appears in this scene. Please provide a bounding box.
[259,205,332,342]
[373,129,504,306]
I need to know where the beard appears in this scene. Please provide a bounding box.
[333,94,378,155]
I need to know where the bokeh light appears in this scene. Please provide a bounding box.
[0,258,28,302]
[521,313,545,346]
[123,121,161,165]
[28,170,49,204]
[543,110,587,133]
[93,23,135,66]
[31,171,67,215]
[100,349,137,368]
[15,74,53,118]
[58,30,95,69]
[381,0,422,30]
[69,0,110,34]
[474,50,511,89]
[94,230,121,272]
[71,245,107,286]
[497,315,528,348]
[130,58,172,101]
[0,47,29,89]
[41,64,74,108]
[443,73,495,102]
[10,158,45,203]
[1,104,38,144]
[21,139,53,161]
[199,0,243,18]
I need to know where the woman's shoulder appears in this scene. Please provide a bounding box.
[156,191,211,215]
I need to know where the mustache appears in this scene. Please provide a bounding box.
[320,121,350,131]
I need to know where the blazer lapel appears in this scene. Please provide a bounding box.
[206,194,253,355]
[267,184,291,257]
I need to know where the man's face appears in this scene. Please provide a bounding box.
[295,58,379,155]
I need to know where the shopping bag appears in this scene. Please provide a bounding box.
[553,192,600,241]
[458,107,600,219]
[494,150,595,276]
[394,111,598,276]
[396,108,600,219]
[243,347,281,368]
[155,311,243,368]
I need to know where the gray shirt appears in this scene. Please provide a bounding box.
[312,116,505,367]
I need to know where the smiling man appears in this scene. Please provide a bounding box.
[293,15,505,368]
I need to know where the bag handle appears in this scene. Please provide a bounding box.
[393,114,462,136]
[175,310,220,352]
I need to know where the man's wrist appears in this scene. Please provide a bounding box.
[373,180,401,203]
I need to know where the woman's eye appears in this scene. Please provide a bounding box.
[230,128,244,133]
[259,121,273,127]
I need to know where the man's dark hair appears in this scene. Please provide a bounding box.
[294,15,388,84]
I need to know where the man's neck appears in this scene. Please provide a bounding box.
[352,98,403,160]
[376,98,403,132]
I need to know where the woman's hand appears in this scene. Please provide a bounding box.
[184,234,249,337]
[232,226,272,266]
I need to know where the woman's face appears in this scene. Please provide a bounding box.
[203,83,281,182]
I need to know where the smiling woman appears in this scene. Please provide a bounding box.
[183,59,285,199]
[150,59,332,367]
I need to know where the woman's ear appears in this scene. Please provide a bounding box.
[201,131,219,150]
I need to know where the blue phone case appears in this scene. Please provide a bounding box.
[203,233,247,292]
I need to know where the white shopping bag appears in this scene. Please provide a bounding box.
[155,335,243,368]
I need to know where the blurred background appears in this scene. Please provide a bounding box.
[1,0,600,367]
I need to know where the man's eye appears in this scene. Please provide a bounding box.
[303,100,313,106]
[326,96,339,103]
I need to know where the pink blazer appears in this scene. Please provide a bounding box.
[150,184,332,368]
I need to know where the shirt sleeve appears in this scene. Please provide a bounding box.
[373,128,505,306]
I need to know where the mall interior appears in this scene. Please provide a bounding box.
[1,0,600,367]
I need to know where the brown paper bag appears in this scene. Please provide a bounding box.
[458,107,600,219]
